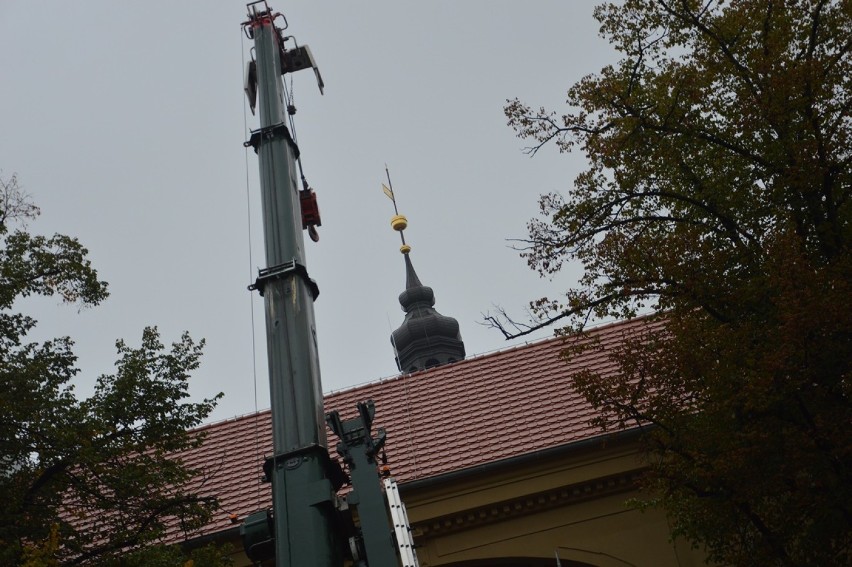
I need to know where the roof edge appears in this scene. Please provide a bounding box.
[327,314,657,398]
[181,525,241,551]
[398,427,647,494]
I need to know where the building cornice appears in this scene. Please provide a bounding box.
[413,469,645,537]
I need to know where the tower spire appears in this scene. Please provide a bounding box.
[383,169,465,373]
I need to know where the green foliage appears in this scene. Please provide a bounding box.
[97,542,234,567]
[20,524,60,567]
[0,174,223,565]
[500,1,851,565]
[20,539,234,567]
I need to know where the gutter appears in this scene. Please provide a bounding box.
[181,525,241,552]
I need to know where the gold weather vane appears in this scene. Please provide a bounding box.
[382,165,411,254]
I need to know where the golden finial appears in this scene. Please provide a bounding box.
[382,165,411,254]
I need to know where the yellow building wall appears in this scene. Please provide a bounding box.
[402,440,708,567]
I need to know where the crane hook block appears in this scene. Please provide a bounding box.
[300,188,321,230]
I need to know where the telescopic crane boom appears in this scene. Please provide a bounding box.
[239,4,418,566]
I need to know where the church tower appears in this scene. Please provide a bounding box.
[384,175,466,373]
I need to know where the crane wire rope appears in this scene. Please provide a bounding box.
[282,71,311,191]
[240,28,264,509]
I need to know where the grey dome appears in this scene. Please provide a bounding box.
[390,254,466,373]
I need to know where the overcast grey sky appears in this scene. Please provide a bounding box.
[1,2,618,423]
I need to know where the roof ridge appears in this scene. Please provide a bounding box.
[196,316,654,429]
[194,408,270,432]
[325,315,649,395]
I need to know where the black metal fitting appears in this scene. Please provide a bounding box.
[260,444,347,491]
[249,260,319,300]
[244,122,300,158]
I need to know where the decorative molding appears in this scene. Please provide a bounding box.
[412,470,644,537]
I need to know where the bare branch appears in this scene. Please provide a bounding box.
[0,172,40,230]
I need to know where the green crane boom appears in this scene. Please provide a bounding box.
[241,3,338,565]
[239,3,419,566]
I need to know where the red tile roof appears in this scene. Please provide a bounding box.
[173,317,647,542]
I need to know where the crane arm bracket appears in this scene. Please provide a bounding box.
[261,443,347,491]
[249,260,319,300]
[244,122,300,158]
